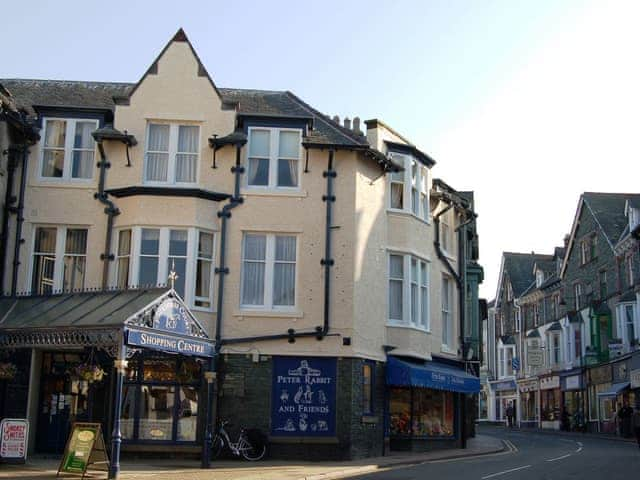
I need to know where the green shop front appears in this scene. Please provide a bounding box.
[0,288,215,477]
[386,356,480,451]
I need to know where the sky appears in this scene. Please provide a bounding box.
[2,0,639,300]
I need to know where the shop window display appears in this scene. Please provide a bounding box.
[520,392,538,422]
[389,387,454,438]
[541,389,560,422]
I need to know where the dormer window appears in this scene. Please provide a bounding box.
[246,127,301,189]
[536,270,544,287]
[40,118,97,180]
[144,123,199,185]
[388,153,429,222]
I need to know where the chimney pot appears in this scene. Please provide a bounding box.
[344,117,351,130]
[333,115,340,124]
[353,117,361,134]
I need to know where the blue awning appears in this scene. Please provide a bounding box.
[386,356,480,394]
[597,382,630,397]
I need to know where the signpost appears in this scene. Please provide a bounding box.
[0,419,28,463]
[57,423,109,478]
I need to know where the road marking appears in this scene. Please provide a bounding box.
[481,465,531,479]
[546,454,572,462]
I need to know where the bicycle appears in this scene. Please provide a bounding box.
[211,420,267,461]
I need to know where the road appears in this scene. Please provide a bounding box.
[350,426,640,480]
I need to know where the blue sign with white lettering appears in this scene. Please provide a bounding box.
[271,357,336,437]
[512,357,520,371]
[127,328,214,357]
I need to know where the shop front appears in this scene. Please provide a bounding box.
[560,370,585,431]
[0,288,215,478]
[386,356,479,452]
[517,378,539,428]
[488,379,517,424]
[631,351,640,410]
[586,363,612,433]
[539,375,560,430]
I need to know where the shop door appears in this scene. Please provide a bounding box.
[36,353,90,453]
[499,396,517,422]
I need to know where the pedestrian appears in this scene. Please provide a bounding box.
[561,407,570,432]
[506,402,514,428]
[633,407,640,449]
[618,401,633,438]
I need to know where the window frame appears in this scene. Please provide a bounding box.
[498,344,515,378]
[29,225,89,294]
[240,232,298,311]
[245,127,302,190]
[616,302,638,347]
[442,274,452,348]
[143,122,201,186]
[362,361,375,416]
[387,152,430,222]
[387,252,430,331]
[38,117,98,182]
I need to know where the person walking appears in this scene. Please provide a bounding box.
[619,401,633,438]
[633,407,640,449]
[506,402,515,428]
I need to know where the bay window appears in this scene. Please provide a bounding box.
[40,118,97,180]
[241,233,297,309]
[247,128,301,188]
[498,345,515,378]
[387,253,429,330]
[388,153,430,221]
[442,275,452,346]
[31,226,88,294]
[144,123,199,184]
[616,303,638,348]
[547,332,562,366]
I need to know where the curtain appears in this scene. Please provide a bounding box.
[242,235,266,305]
[42,120,66,177]
[248,158,269,186]
[146,124,169,181]
[391,183,403,209]
[277,159,298,187]
[35,227,57,253]
[277,131,299,187]
[65,229,87,254]
[71,121,95,179]
[248,130,270,186]
[176,126,198,183]
[273,236,296,306]
[389,254,404,321]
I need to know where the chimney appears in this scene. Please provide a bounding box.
[343,117,351,130]
[332,115,340,124]
[353,117,362,135]
[563,234,570,248]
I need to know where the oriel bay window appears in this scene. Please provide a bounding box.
[144,123,200,184]
[241,233,297,309]
[247,128,301,188]
[388,153,429,221]
[121,354,202,443]
[31,226,88,294]
[388,253,429,330]
[40,118,97,180]
[116,227,215,310]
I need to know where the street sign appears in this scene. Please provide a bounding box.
[511,357,520,371]
[527,349,544,367]
[0,419,28,463]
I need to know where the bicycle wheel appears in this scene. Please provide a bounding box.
[211,435,224,459]
[239,436,266,461]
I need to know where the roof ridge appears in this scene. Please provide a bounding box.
[1,78,134,87]
[284,90,368,145]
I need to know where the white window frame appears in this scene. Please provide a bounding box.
[442,274,452,347]
[245,127,302,190]
[38,117,98,182]
[143,122,200,186]
[387,252,430,331]
[29,225,89,294]
[118,227,213,310]
[193,230,216,311]
[616,302,638,348]
[387,153,430,222]
[547,331,562,367]
[240,232,298,311]
[498,344,515,379]
[626,254,634,287]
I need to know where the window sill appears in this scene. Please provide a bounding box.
[31,179,96,188]
[386,209,431,225]
[233,309,304,319]
[386,323,431,334]
[241,188,308,198]
[440,345,457,355]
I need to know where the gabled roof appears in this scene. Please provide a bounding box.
[502,252,553,298]
[561,192,640,278]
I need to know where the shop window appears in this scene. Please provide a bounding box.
[541,389,560,422]
[362,362,374,415]
[31,226,88,294]
[121,354,201,443]
[389,388,411,435]
[412,389,454,437]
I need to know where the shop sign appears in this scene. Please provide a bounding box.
[527,349,544,367]
[271,357,336,437]
[539,376,560,390]
[613,360,629,382]
[518,379,538,393]
[490,380,516,392]
[589,364,612,384]
[57,423,108,476]
[631,369,640,389]
[564,375,581,391]
[127,329,214,357]
[0,419,28,463]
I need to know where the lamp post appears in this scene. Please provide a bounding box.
[109,343,128,480]
[201,367,217,468]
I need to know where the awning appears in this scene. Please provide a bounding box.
[597,382,630,397]
[386,356,480,394]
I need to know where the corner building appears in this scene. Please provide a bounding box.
[0,30,482,463]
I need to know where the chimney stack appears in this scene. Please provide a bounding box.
[353,117,362,135]
[333,115,340,124]
[343,117,351,130]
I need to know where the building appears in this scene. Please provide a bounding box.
[485,192,640,436]
[0,29,482,473]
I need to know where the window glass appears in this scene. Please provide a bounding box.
[116,230,131,289]
[143,358,177,382]
[411,258,418,325]
[195,232,214,308]
[411,160,419,215]
[121,385,136,440]
[273,236,296,306]
[249,129,270,157]
[389,388,411,435]
[248,130,270,187]
[412,389,454,437]
[168,230,188,297]
[140,228,160,286]
[389,255,404,321]
[177,387,199,441]
[32,227,57,294]
[71,121,95,179]
[63,229,87,291]
[420,261,428,328]
[146,124,170,182]
[389,162,404,209]
[138,385,175,441]
[442,276,451,346]
[42,120,66,178]
[242,234,266,305]
[277,131,299,187]
[362,363,373,414]
[176,125,198,183]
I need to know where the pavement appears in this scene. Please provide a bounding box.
[0,434,505,480]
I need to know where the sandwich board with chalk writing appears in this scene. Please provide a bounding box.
[57,422,109,479]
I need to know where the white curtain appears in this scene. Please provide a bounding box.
[391,183,403,209]
[273,236,296,306]
[242,235,266,305]
[389,255,403,320]
[146,124,169,182]
[176,125,198,183]
[42,119,66,177]
[248,130,270,186]
[278,131,299,187]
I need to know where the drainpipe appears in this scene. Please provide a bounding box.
[0,146,18,295]
[10,144,29,297]
[94,142,120,289]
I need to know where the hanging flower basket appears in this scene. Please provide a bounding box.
[74,363,106,383]
[0,362,17,381]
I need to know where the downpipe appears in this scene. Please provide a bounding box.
[11,145,29,297]
[0,146,18,295]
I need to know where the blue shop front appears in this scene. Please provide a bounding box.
[0,288,216,477]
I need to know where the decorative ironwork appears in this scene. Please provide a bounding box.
[0,328,121,356]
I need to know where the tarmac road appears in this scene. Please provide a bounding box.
[349,426,640,480]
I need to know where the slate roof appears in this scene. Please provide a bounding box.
[583,192,640,246]
[0,79,368,147]
[503,252,553,297]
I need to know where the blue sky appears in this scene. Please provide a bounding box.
[3,0,639,299]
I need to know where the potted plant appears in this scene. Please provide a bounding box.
[74,363,106,383]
